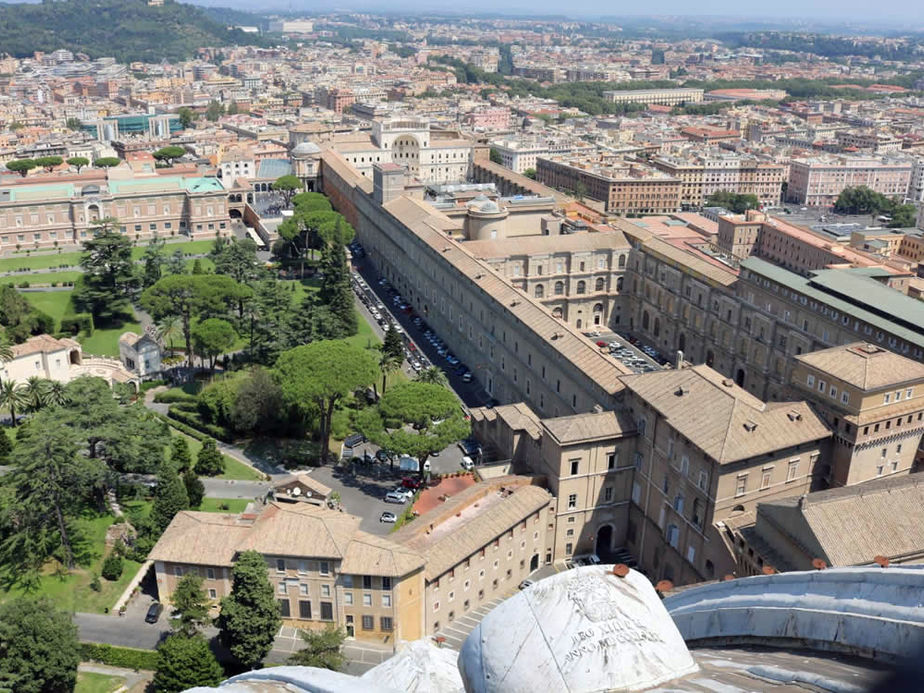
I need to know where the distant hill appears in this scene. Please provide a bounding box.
[0,0,267,63]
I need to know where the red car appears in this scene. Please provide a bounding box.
[596,341,607,347]
[401,476,423,490]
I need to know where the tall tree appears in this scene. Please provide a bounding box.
[379,323,404,394]
[194,438,224,477]
[249,280,295,364]
[169,435,192,472]
[45,381,68,407]
[359,381,470,479]
[5,159,36,177]
[0,380,26,427]
[66,156,89,173]
[288,626,346,671]
[0,597,80,693]
[158,315,184,356]
[93,157,121,169]
[141,235,166,288]
[165,248,187,275]
[152,145,186,167]
[177,107,195,130]
[33,156,63,172]
[211,237,263,284]
[271,174,302,207]
[22,376,48,413]
[315,241,357,340]
[73,221,139,322]
[415,366,448,387]
[217,549,281,670]
[169,573,210,636]
[142,274,245,368]
[205,100,224,122]
[275,341,379,464]
[192,317,237,370]
[183,468,204,508]
[0,427,11,464]
[151,458,189,532]
[0,415,105,576]
[153,633,224,693]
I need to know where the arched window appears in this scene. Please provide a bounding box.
[534,285,544,299]
[554,281,564,296]
[552,307,563,319]
[576,281,586,295]
[595,277,605,292]
[673,494,684,514]
[616,277,624,291]
[642,311,650,330]
[654,317,661,337]
[593,302,604,314]
[618,254,626,268]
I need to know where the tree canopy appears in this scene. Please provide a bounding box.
[154,633,224,693]
[275,341,379,464]
[705,190,760,213]
[289,625,346,671]
[169,573,211,636]
[66,156,89,172]
[217,549,281,670]
[0,597,80,693]
[192,317,237,370]
[73,222,139,322]
[153,145,187,166]
[272,174,302,206]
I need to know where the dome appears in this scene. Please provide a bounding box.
[291,141,321,157]
[458,565,698,692]
[478,200,501,214]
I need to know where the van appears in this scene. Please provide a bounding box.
[460,456,474,470]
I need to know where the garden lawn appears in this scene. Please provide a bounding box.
[171,429,264,481]
[75,671,126,693]
[22,290,73,325]
[0,510,141,614]
[0,250,82,272]
[344,309,381,351]
[7,270,83,286]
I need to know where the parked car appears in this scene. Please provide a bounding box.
[145,602,164,624]
[392,487,414,501]
[344,432,365,448]
[402,476,423,489]
[380,511,397,523]
[384,490,407,504]
[460,456,474,470]
[461,372,473,383]
[458,438,483,458]
[375,449,393,463]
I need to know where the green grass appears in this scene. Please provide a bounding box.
[345,309,381,351]
[6,270,84,286]
[0,250,82,272]
[0,510,141,614]
[75,671,125,693]
[22,289,141,357]
[172,429,264,481]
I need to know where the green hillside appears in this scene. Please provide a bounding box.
[0,0,266,63]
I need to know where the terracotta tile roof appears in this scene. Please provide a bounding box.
[622,365,831,464]
[10,334,79,358]
[463,227,630,259]
[758,474,924,567]
[796,342,924,391]
[394,478,551,581]
[413,474,477,517]
[148,502,424,577]
[541,409,635,445]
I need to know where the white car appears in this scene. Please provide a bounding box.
[384,491,407,504]
[460,456,474,470]
[380,511,397,523]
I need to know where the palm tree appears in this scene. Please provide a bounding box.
[157,316,182,356]
[0,336,13,387]
[416,366,448,387]
[0,380,26,427]
[46,380,69,407]
[22,376,48,413]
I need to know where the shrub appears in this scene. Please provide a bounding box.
[140,379,167,392]
[17,281,29,288]
[60,312,94,336]
[101,554,123,581]
[79,643,159,671]
[153,389,198,404]
[167,407,232,442]
[89,575,102,592]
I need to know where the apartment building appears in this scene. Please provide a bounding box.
[536,157,682,215]
[651,153,785,208]
[601,88,704,106]
[787,156,913,207]
[0,170,230,250]
[150,502,427,644]
[488,137,594,174]
[834,130,903,153]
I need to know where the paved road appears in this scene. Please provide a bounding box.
[202,477,271,500]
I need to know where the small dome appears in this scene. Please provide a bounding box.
[292,141,321,156]
[478,200,501,214]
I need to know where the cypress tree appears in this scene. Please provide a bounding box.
[216,550,281,670]
[151,459,189,532]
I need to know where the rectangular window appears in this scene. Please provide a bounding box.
[319,561,330,576]
[570,459,579,475]
[806,374,815,387]
[604,487,613,502]
[278,582,287,595]
[565,542,573,556]
[276,559,285,573]
[382,577,391,590]
[278,599,290,618]
[320,602,333,621]
[686,545,696,564]
[382,593,392,607]
[697,470,708,491]
[568,494,577,509]
[208,588,217,599]
[787,461,798,481]
[884,393,891,404]
[607,452,617,469]
[735,475,747,497]
[298,600,311,619]
[206,568,215,580]
[841,391,849,405]
[362,615,374,630]
[631,481,641,504]
[381,616,393,632]
[363,576,372,589]
[299,583,308,596]
[321,584,330,597]
[761,470,771,489]
[344,593,353,605]
[342,574,352,588]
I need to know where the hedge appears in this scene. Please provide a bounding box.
[153,389,197,404]
[60,312,94,336]
[79,642,158,671]
[166,407,233,443]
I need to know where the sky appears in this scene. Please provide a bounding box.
[187,0,924,26]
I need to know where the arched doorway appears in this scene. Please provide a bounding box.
[642,310,650,330]
[706,350,715,367]
[392,134,421,176]
[229,209,242,219]
[735,368,745,387]
[530,554,539,572]
[596,524,613,559]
